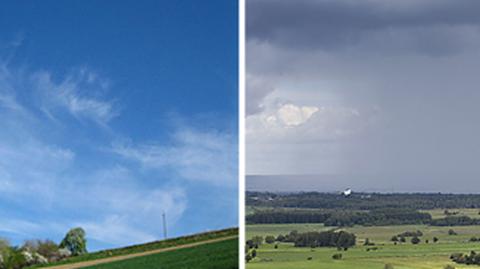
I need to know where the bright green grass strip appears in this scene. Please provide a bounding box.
[82,238,238,269]
[29,228,238,268]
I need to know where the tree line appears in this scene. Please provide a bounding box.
[430,216,480,226]
[247,208,432,226]
[248,192,480,210]
[291,230,356,248]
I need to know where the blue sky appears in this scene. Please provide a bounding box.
[0,1,237,251]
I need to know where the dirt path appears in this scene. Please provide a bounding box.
[44,235,238,269]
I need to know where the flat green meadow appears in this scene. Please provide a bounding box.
[247,224,480,269]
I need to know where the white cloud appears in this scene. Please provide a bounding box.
[76,186,186,246]
[247,101,372,142]
[32,70,117,124]
[78,216,157,246]
[276,103,319,126]
[246,98,380,174]
[0,219,42,237]
[0,64,189,247]
[112,127,237,187]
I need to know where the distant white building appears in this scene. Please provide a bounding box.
[342,188,352,196]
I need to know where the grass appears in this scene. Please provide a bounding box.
[29,228,237,268]
[82,238,238,269]
[421,208,480,219]
[246,224,480,269]
[247,223,330,239]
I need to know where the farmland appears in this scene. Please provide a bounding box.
[247,223,480,269]
[246,192,480,268]
[82,238,238,269]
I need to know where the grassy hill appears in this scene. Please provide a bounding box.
[29,228,238,269]
[83,238,238,269]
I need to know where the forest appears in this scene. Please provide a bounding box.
[246,208,432,226]
[247,192,480,210]
[247,192,480,226]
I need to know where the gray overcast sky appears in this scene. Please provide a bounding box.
[246,0,480,192]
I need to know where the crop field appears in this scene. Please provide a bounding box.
[83,238,238,269]
[246,224,480,269]
[29,228,238,269]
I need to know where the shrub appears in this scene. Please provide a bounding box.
[276,234,286,242]
[2,247,27,269]
[364,238,374,246]
[411,236,420,244]
[384,264,394,269]
[22,239,59,262]
[265,235,275,244]
[332,253,342,260]
[252,236,263,246]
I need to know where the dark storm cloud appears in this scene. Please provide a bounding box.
[247,0,480,53]
[246,0,480,192]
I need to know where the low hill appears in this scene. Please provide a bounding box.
[29,228,238,269]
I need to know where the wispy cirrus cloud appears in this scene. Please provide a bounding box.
[112,126,237,187]
[0,59,236,249]
[0,63,188,249]
[32,69,118,125]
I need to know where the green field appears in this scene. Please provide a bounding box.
[422,208,480,220]
[247,224,480,269]
[83,238,238,269]
[29,228,237,269]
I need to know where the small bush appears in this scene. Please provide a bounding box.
[252,236,263,246]
[332,253,342,260]
[384,264,394,269]
[265,235,275,244]
[411,236,420,244]
[276,234,286,242]
[364,238,375,246]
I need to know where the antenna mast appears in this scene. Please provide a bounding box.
[162,212,168,239]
